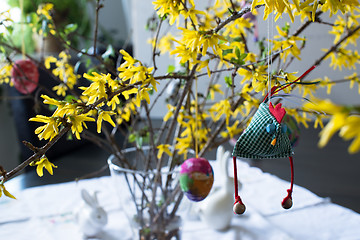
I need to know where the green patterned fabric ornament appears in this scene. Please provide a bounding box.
[231,102,295,215]
[232,102,293,159]
[231,65,317,215]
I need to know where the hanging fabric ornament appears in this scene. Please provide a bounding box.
[232,102,294,214]
[233,102,292,159]
[11,59,39,94]
[231,65,316,215]
[179,157,214,202]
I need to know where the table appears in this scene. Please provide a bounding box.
[1,159,360,240]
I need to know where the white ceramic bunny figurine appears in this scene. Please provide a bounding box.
[75,189,108,237]
[197,146,241,230]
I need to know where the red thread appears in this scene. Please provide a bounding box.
[282,156,294,205]
[232,156,244,205]
[233,156,239,200]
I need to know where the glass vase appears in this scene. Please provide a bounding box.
[108,146,182,240]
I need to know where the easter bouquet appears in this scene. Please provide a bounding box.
[1,0,360,239]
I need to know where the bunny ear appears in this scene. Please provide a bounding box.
[93,191,100,205]
[221,150,231,178]
[81,189,97,208]
[216,145,225,162]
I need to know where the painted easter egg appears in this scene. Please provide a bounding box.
[179,157,214,202]
[11,59,39,94]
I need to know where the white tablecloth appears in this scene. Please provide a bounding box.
[1,160,359,240]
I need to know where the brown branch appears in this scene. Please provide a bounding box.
[195,67,237,78]
[270,11,323,64]
[152,18,164,72]
[75,164,109,181]
[313,25,360,67]
[213,4,264,33]
[229,0,238,13]
[293,11,323,37]
[93,0,103,54]
[148,79,172,113]
[162,59,200,147]
[152,184,181,225]
[3,124,72,182]
[153,74,189,80]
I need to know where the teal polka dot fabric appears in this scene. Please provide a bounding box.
[232,103,293,159]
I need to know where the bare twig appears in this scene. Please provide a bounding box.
[93,0,103,54]
[75,164,109,181]
[152,18,164,72]
[195,67,237,78]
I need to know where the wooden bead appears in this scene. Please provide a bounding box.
[233,202,246,215]
[282,198,293,209]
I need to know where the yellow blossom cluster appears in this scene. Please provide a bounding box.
[29,95,94,140]
[238,65,268,94]
[304,99,360,154]
[148,33,176,55]
[326,48,360,71]
[118,50,158,106]
[251,0,360,21]
[325,7,360,70]
[175,111,210,158]
[320,0,360,16]
[329,8,360,45]
[153,0,201,26]
[45,51,80,96]
[348,73,360,94]
[0,64,12,86]
[222,17,253,39]
[33,3,56,36]
[270,26,305,63]
[171,28,228,69]
[115,98,137,125]
[30,49,158,144]
[163,90,247,158]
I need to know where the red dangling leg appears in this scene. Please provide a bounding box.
[233,156,246,214]
[282,156,294,209]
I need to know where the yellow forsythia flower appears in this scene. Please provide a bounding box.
[0,183,16,199]
[97,110,116,133]
[339,116,360,154]
[30,155,57,177]
[157,144,173,159]
[69,114,95,140]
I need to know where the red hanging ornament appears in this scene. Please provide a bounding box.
[11,59,39,94]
